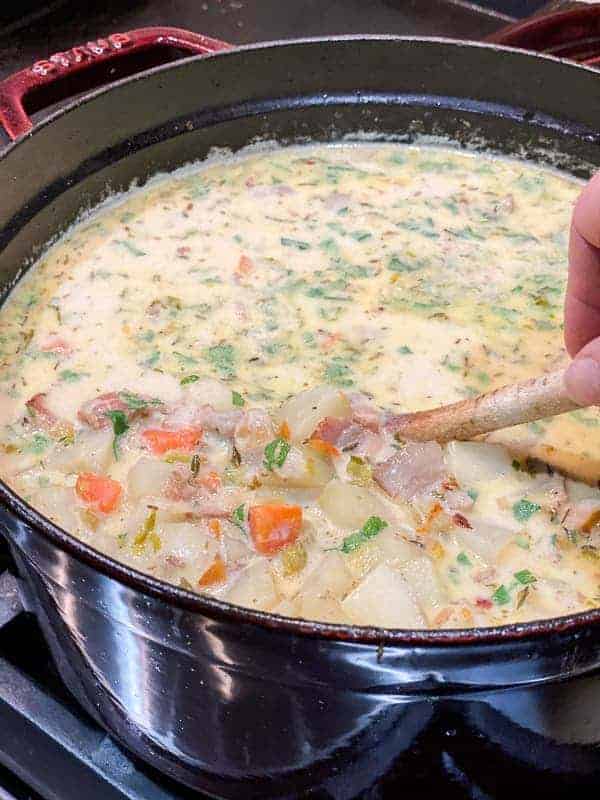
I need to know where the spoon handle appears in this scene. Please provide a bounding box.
[388,368,580,443]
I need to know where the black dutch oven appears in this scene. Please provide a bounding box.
[1,26,600,800]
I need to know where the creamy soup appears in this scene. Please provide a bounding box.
[0,143,599,629]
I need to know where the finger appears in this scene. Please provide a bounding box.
[564,336,600,406]
[565,172,600,355]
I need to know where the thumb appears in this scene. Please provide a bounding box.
[564,337,600,406]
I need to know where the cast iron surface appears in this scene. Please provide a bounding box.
[1,34,600,798]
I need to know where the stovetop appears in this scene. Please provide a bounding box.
[0,1,550,798]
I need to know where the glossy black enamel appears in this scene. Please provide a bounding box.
[1,38,600,798]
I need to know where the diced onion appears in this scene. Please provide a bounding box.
[277,385,350,443]
[342,564,426,628]
[444,441,513,485]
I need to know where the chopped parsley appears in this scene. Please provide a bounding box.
[231,390,245,407]
[232,504,246,532]
[514,569,537,585]
[180,374,200,385]
[340,516,388,554]
[59,369,88,383]
[457,552,472,567]
[398,345,413,355]
[115,239,146,257]
[105,410,129,459]
[324,357,354,387]
[281,237,310,250]
[512,498,541,522]
[27,433,50,454]
[492,585,511,605]
[118,390,162,411]
[205,344,236,378]
[264,437,290,471]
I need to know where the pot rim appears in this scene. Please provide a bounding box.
[2,34,600,647]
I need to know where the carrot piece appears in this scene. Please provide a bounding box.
[208,519,222,539]
[308,437,340,458]
[248,503,303,555]
[236,254,254,276]
[278,420,291,441]
[199,471,221,493]
[142,427,203,455]
[76,473,122,514]
[198,555,227,587]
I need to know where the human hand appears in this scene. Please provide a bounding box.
[564,172,600,406]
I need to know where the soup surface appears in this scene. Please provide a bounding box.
[1,143,599,629]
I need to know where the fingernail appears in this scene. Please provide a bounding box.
[565,356,600,406]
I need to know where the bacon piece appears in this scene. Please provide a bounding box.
[26,393,59,428]
[452,513,472,529]
[40,336,71,355]
[373,441,446,500]
[312,416,363,450]
[347,392,383,432]
[78,393,129,429]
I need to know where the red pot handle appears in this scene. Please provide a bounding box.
[486,6,600,65]
[0,26,232,141]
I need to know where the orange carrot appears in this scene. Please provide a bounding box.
[199,471,221,493]
[142,427,203,455]
[278,420,291,441]
[76,473,122,514]
[308,437,340,458]
[248,503,302,555]
[208,519,222,539]
[198,555,227,587]
[236,254,254,276]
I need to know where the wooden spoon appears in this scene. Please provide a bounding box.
[387,368,581,443]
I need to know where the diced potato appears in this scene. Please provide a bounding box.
[398,556,447,610]
[226,560,279,610]
[454,519,514,563]
[342,530,421,580]
[297,595,347,624]
[318,479,390,529]
[566,478,600,504]
[159,522,219,583]
[298,551,354,599]
[183,378,234,411]
[222,523,253,568]
[48,430,112,474]
[342,564,426,628]
[277,385,350,443]
[31,486,81,532]
[127,457,173,500]
[444,441,513,485]
[272,598,299,618]
[266,444,333,488]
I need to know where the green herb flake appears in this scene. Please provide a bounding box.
[205,344,236,378]
[492,585,511,605]
[398,345,413,355]
[457,552,472,567]
[231,390,245,407]
[281,237,310,251]
[340,516,388,554]
[180,374,200,385]
[512,498,541,522]
[105,409,130,459]
[324,357,354,387]
[264,437,291,471]
[115,239,146,257]
[514,569,537,585]
[118,390,162,411]
[232,504,246,532]
[467,489,479,502]
[515,535,530,550]
[28,433,50,454]
[59,369,88,383]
